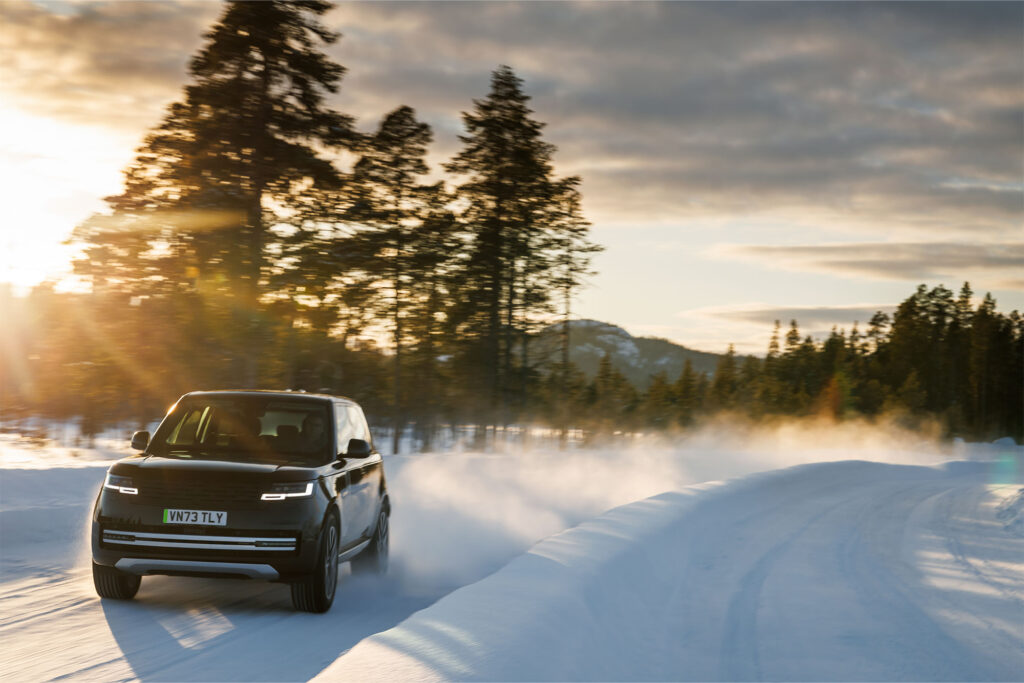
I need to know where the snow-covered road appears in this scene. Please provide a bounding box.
[321,461,1024,681]
[1,439,1020,681]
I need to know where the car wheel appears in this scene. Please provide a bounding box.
[351,506,389,575]
[291,514,339,613]
[92,561,141,600]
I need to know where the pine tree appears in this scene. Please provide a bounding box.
[956,282,974,327]
[757,321,782,414]
[548,179,601,447]
[590,353,636,435]
[71,0,355,385]
[643,372,675,430]
[784,320,802,354]
[403,191,460,451]
[710,345,738,410]
[674,358,698,426]
[445,65,566,435]
[340,106,434,454]
[737,354,763,415]
[866,311,890,353]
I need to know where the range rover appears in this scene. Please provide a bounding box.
[91,390,390,613]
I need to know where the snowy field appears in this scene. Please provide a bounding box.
[0,425,1021,681]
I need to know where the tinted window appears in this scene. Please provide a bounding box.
[152,395,333,465]
[347,406,370,442]
[335,403,355,451]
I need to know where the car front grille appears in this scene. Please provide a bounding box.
[135,479,264,510]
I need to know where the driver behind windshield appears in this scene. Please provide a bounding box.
[301,414,327,451]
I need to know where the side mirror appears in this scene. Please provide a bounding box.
[130,431,149,451]
[346,438,371,458]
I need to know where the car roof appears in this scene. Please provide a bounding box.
[182,389,358,405]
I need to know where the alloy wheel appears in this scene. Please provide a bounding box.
[324,523,338,600]
[377,510,389,563]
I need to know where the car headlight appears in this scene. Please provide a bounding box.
[261,482,314,501]
[104,473,138,495]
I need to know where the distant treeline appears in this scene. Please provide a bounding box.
[570,283,1022,442]
[2,282,1020,445]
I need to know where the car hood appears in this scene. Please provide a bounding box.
[109,455,317,482]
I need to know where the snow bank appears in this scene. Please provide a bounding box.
[996,488,1024,537]
[0,431,126,468]
[316,459,1020,682]
[0,466,107,576]
[381,425,1011,593]
[314,487,714,682]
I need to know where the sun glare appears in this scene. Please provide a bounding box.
[0,104,132,293]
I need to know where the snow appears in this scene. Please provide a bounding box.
[316,460,1024,682]
[596,331,640,361]
[0,431,126,469]
[996,488,1024,537]
[0,428,1021,681]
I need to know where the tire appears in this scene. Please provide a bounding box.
[291,514,339,613]
[92,561,141,600]
[351,506,389,575]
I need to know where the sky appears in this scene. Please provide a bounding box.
[0,1,1021,354]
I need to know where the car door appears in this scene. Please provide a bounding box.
[346,405,382,537]
[332,401,362,545]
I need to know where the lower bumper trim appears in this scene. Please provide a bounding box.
[115,558,280,580]
[102,530,297,552]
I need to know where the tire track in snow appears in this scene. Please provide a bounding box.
[836,482,1001,681]
[938,487,1024,605]
[717,499,848,681]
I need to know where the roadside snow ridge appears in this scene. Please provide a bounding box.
[316,460,1023,682]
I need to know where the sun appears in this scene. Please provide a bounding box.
[0,104,131,293]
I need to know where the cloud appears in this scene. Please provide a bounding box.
[702,304,894,327]
[1,0,1021,240]
[326,2,1024,237]
[720,242,1024,288]
[670,301,899,355]
[0,1,219,128]
[998,279,1024,291]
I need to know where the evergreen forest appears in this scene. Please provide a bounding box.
[0,2,1020,446]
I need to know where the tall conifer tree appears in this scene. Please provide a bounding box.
[72,0,354,385]
[446,65,564,433]
[341,106,435,454]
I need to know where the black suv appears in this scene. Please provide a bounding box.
[91,390,390,613]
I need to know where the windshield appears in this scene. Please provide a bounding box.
[150,395,333,466]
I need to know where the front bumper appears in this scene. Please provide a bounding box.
[101,529,298,552]
[91,489,327,582]
[114,558,281,580]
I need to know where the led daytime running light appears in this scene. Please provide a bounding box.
[104,473,138,495]
[261,482,314,501]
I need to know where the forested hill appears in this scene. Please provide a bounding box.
[536,320,722,390]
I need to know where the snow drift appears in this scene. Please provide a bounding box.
[317,459,1023,682]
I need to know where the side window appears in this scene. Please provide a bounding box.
[335,403,355,451]
[347,406,370,442]
[167,407,207,445]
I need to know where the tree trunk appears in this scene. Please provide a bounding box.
[421,273,439,452]
[503,257,516,429]
[520,330,530,450]
[245,47,273,388]
[392,237,403,456]
[559,282,571,450]
[486,226,502,449]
